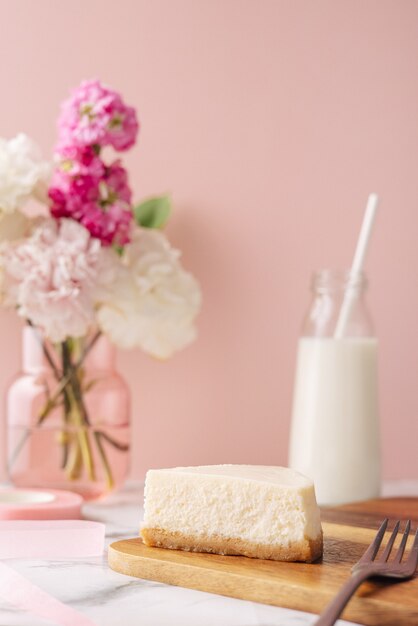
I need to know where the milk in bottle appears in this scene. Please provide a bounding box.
[288,271,380,505]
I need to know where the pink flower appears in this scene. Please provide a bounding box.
[48,156,133,246]
[57,80,139,151]
[50,170,99,202]
[80,201,133,246]
[102,161,132,204]
[54,145,105,180]
[49,172,99,220]
[48,145,103,217]
[49,81,137,246]
[2,219,103,341]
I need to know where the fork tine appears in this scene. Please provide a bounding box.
[358,518,388,563]
[394,520,411,563]
[380,520,400,562]
[406,528,418,570]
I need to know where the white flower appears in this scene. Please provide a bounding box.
[2,218,107,342]
[0,133,51,214]
[0,211,33,303]
[95,229,201,358]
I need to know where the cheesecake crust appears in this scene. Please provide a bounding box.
[140,527,323,563]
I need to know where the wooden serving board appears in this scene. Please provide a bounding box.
[108,498,418,625]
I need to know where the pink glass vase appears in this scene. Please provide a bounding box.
[6,327,130,500]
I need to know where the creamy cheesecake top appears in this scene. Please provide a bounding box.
[147,464,314,487]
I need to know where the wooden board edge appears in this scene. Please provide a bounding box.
[107,539,418,626]
[108,540,327,613]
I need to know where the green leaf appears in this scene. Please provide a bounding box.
[133,195,171,229]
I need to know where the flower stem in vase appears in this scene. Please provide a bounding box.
[98,431,129,452]
[36,333,101,424]
[61,341,72,468]
[62,336,116,489]
[63,345,96,481]
[64,434,82,480]
[66,385,96,481]
[93,431,114,490]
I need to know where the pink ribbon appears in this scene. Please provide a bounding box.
[0,520,104,559]
[0,561,97,625]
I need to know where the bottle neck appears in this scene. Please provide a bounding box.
[22,328,116,373]
[84,334,116,370]
[303,269,374,338]
[312,269,367,297]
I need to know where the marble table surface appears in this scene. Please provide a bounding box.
[0,479,417,626]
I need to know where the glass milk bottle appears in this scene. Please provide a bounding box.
[289,270,380,505]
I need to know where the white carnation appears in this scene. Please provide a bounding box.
[0,133,51,214]
[0,211,33,303]
[95,229,201,358]
[2,218,105,342]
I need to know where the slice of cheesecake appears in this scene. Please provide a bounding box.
[140,465,323,562]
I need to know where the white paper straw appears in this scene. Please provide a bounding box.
[334,193,379,339]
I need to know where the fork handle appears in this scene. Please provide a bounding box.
[314,570,371,626]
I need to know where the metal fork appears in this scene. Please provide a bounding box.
[314,519,418,626]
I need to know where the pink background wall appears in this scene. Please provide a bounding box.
[0,0,417,481]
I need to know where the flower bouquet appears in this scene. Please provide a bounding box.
[0,80,201,498]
